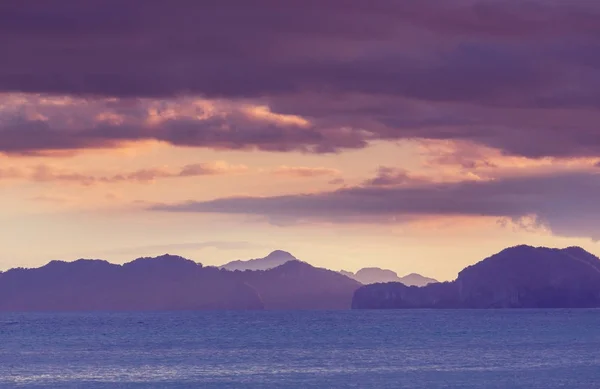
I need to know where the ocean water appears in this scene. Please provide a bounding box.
[1,310,600,388]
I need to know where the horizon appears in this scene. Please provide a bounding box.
[3,1,600,282]
[2,244,598,282]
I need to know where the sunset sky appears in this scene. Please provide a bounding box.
[2,0,600,280]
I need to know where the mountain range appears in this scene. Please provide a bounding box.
[0,254,360,311]
[352,245,600,309]
[3,245,600,311]
[220,250,436,286]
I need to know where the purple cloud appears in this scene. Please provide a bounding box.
[1,1,599,105]
[152,170,600,240]
[0,96,368,155]
[1,1,600,159]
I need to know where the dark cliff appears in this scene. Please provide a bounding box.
[352,245,600,309]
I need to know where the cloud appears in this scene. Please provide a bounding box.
[420,141,498,170]
[362,167,431,187]
[28,194,73,204]
[2,161,246,186]
[1,2,600,159]
[0,95,367,155]
[1,1,599,102]
[151,169,600,240]
[272,166,341,178]
[0,166,22,179]
[328,178,346,186]
[4,92,600,160]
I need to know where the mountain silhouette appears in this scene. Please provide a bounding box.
[220,250,298,271]
[352,245,600,309]
[0,255,264,311]
[236,260,361,309]
[341,267,437,286]
[400,273,438,287]
[0,254,360,311]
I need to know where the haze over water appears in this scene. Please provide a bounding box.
[2,310,600,388]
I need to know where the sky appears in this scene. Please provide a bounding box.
[1,0,600,281]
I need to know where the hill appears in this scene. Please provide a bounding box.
[0,254,360,311]
[0,255,263,311]
[237,260,361,309]
[352,246,600,309]
[220,250,298,271]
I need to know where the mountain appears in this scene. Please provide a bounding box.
[0,255,264,311]
[352,245,600,309]
[236,260,361,309]
[0,254,361,311]
[220,250,298,271]
[400,273,438,287]
[341,267,437,286]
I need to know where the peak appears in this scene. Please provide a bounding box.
[564,246,585,250]
[44,260,67,267]
[220,250,297,271]
[358,267,385,271]
[356,267,398,276]
[563,246,592,255]
[274,260,311,270]
[125,254,201,268]
[495,245,597,259]
[266,250,296,259]
[42,259,111,268]
[278,259,307,266]
[403,273,424,277]
[503,244,536,252]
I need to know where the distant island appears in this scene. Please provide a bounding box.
[2,245,600,311]
[340,268,437,287]
[352,245,600,309]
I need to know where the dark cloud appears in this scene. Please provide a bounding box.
[152,170,600,240]
[0,96,369,155]
[3,93,600,158]
[1,1,600,158]
[0,0,599,105]
[0,114,367,155]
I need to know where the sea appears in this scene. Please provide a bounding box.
[1,310,600,388]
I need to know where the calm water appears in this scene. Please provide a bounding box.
[1,310,600,388]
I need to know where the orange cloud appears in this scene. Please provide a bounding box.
[0,166,22,179]
[2,161,248,186]
[273,166,341,178]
